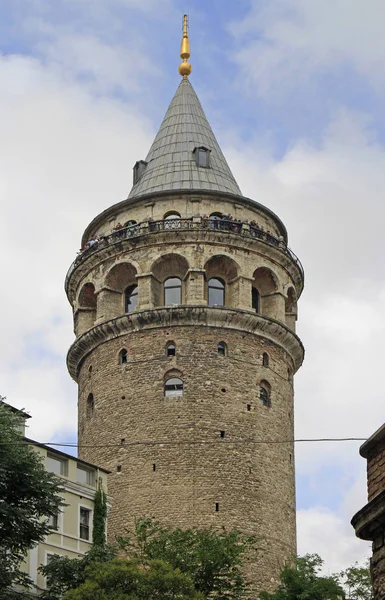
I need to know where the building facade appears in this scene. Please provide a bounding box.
[65,25,304,591]
[352,424,385,600]
[2,402,110,596]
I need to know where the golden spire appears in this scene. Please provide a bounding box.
[178,14,192,79]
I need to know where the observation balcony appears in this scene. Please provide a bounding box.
[66,217,304,291]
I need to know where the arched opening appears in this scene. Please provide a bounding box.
[262,353,269,367]
[204,255,239,308]
[125,285,138,313]
[104,262,138,319]
[167,343,176,357]
[285,287,297,331]
[79,283,97,309]
[166,342,176,357]
[119,349,128,364]
[164,211,181,220]
[77,283,97,335]
[124,219,137,227]
[151,254,189,307]
[164,277,182,306]
[208,278,225,306]
[252,267,279,319]
[164,211,181,230]
[86,394,94,418]
[259,380,271,407]
[252,287,260,313]
[164,377,184,397]
[217,341,227,356]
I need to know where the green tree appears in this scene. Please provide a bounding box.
[0,399,63,595]
[339,560,372,600]
[120,517,258,598]
[92,485,108,547]
[41,518,257,599]
[259,554,345,600]
[62,559,203,600]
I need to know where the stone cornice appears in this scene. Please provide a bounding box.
[351,489,385,540]
[67,306,304,381]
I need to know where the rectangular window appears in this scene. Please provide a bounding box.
[79,507,91,540]
[47,513,59,531]
[76,466,95,486]
[46,454,67,476]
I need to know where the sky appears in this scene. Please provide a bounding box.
[1,0,384,576]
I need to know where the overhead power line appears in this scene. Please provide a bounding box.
[0,437,367,449]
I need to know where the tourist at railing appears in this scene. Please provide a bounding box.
[78,215,282,258]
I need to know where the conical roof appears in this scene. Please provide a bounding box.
[128,78,242,199]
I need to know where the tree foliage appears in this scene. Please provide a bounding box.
[41,517,257,599]
[339,560,372,600]
[92,485,108,547]
[62,559,203,600]
[259,554,345,600]
[120,517,258,598]
[0,399,63,594]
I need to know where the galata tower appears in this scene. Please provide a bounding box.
[66,16,304,591]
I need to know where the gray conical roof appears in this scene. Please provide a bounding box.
[128,78,242,199]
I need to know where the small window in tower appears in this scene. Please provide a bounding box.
[164,377,184,397]
[217,341,227,356]
[208,278,225,306]
[262,353,269,368]
[252,287,260,313]
[86,394,94,418]
[247,404,251,411]
[117,465,122,473]
[166,342,176,357]
[259,381,271,407]
[193,146,211,168]
[153,464,156,472]
[215,502,219,512]
[125,285,138,313]
[119,349,128,364]
[220,430,225,438]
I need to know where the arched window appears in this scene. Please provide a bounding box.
[259,381,271,407]
[252,287,260,313]
[164,212,181,230]
[164,377,184,397]
[164,211,181,220]
[119,349,128,364]
[164,277,182,306]
[262,353,269,367]
[208,278,225,306]
[125,285,138,313]
[166,342,176,357]
[217,341,227,356]
[86,394,94,418]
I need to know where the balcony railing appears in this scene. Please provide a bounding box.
[66,217,304,285]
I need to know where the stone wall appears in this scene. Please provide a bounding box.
[77,323,296,591]
[367,441,385,501]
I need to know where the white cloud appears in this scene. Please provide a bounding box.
[0,52,154,439]
[230,0,385,95]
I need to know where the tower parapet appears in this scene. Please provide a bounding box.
[66,20,304,593]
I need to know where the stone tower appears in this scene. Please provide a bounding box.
[65,20,304,591]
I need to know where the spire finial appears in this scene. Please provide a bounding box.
[178,14,192,79]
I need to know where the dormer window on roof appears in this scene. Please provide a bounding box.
[133,160,148,185]
[193,146,211,168]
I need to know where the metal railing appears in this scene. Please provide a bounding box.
[66,217,304,285]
